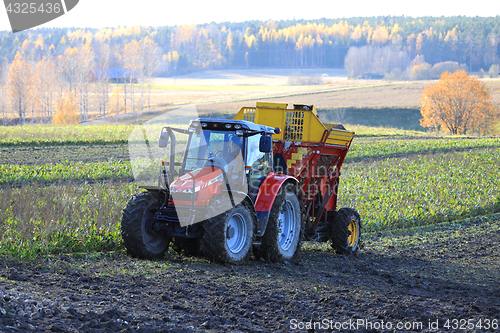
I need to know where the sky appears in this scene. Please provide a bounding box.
[0,0,499,32]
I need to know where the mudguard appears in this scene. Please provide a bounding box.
[209,190,256,217]
[253,172,299,236]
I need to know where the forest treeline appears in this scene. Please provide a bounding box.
[0,16,500,75]
[1,16,500,124]
[1,16,500,73]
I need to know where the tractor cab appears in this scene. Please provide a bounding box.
[167,119,278,198]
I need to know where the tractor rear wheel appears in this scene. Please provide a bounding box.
[121,191,170,259]
[201,202,254,264]
[329,207,361,254]
[257,184,302,262]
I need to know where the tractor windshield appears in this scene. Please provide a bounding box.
[246,134,271,188]
[184,130,244,172]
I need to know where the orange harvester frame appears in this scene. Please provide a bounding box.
[233,102,355,230]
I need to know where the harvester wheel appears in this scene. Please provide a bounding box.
[329,207,361,254]
[121,191,170,259]
[201,202,254,265]
[258,184,302,262]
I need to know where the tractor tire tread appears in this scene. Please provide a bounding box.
[121,191,170,259]
[200,201,253,265]
[256,184,302,262]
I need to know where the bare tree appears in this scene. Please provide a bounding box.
[21,42,38,125]
[35,56,58,123]
[59,47,79,97]
[138,40,146,112]
[0,59,8,125]
[113,45,128,113]
[123,40,141,113]
[7,52,32,125]
[36,59,47,124]
[76,45,95,121]
[142,38,162,109]
[344,45,410,78]
[97,43,111,117]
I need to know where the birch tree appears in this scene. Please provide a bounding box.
[7,52,32,125]
[97,43,111,117]
[0,59,8,125]
[35,56,58,123]
[76,45,95,121]
[142,37,162,109]
[59,47,79,96]
[123,40,140,113]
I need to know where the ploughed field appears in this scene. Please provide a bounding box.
[0,124,499,331]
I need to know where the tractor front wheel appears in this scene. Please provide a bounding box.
[329,207,361,254]
[121,191,170,259]
[257,184,302,262]
[201,202,254,264]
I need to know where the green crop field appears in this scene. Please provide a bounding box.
[348,137,500,160]
[0,181,135,258]
[0,122,499,258]
[339,148,500,232]
[0,161,132,184]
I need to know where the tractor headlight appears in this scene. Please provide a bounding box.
[191,121,200,127]
[201,122,208,128]
[170,187,179,193]
[183,188,193,194]
[225,123,232,129]
[234,124,242,129]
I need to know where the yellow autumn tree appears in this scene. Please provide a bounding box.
[53,93,79,125]
[420,70,498,135]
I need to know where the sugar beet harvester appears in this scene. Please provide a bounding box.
[121,102,361,264]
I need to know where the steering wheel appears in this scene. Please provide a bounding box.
[203,157,228,172]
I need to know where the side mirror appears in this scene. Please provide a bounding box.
[159,131,169,147]
[259,135,272,153]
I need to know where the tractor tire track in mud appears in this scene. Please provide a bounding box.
[1,214,499,332]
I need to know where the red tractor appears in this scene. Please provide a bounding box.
[121,102,361,264]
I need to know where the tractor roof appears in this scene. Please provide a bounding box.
[193,118,277,135]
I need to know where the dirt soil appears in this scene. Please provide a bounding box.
[1,214,499,332]
[0,145,129,165]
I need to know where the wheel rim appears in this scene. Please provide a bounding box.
[144,231,165,248]
[143,209,165,248]
[348,218,359,247]
[226,213,246,254]
[277,200,296,251]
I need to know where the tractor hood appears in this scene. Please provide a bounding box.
[170,166,224,194]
